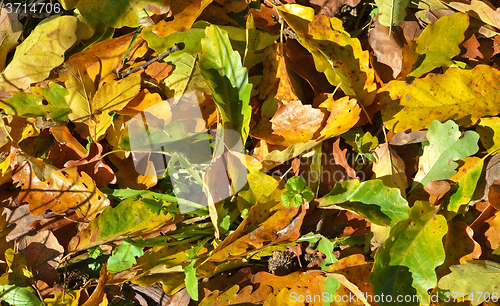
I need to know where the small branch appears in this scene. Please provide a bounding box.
[118,44,180,79]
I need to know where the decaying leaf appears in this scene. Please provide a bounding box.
[11,148,110,222]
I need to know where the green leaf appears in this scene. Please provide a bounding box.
[318,179,409,226]
[107,240,144,273]
[412,120,479,191]
[198,25,253,143]
[0,83,71,122]
[0,285,41,306]
[282,176,315,208]
[0,15,77,92]
[408,13,469,78]
[438,260,500,306]
[375,0,411,28]
[448,157,484,212]
[371,201,447,305]
[141,22,206,56]
[68,197,177,252]
[183,261,199,301]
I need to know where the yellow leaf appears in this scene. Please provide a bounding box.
[0,15,77,92]
[0,8,23,71]
[11,148,110,221]
[66,70,141,141]
[45,290,81,306]
[477,117,500,154]
[277,5,376,107]
[381,65,500,132]
[152,0,213,37]
[372,142,408,195]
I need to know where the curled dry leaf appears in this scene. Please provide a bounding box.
[251,97,360,147]
[368,15,404,80]
[64,142,116,188]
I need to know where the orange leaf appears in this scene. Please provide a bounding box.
[11,148,110,221]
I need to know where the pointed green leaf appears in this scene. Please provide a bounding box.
[68,198,177,252]
[107,240,144,273]
[375,0,411,28]
[371,201,447,305]
[408,13,469,78]
[183,261,199,301]
[412,120,479,191]
[438,260,500,306]
[318,179,409,226]
[198,25,252,143]
[0,82,71,122]
[0,285,41,306]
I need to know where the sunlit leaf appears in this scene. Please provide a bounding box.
[0,15,77,92]
[318,179,409,226]
[381,65,500,132]
[371,201,447,304]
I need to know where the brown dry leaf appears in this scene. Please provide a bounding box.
[423,181,451,205]
[389,130,427,146]
[11,148,110,221]
[144,62,172,83]
[372,142,408,195]
[471,153,500,205]
[18,230,64,285]
[4,204,44,242]
[152,0,212,37]
[248,5,281,35]
[493,35,500,56]
[461,33,484,59]
[332,138,357,180]
[252,101,323,146]
[251,97,360,147]
[368,16,404,81]
[198,3,239,26]
[437,221,481,278]
[67,32,148,85]
[309,0,361,17]
[49,125,87,158]
[64,142,116,187]
[108,154,158,190]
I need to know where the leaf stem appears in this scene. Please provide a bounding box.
[118,44,180,79]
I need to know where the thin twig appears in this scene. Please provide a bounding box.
[118,44,180,79]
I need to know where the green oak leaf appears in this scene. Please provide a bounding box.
[318,179,409,226]
[412,120,479,192]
